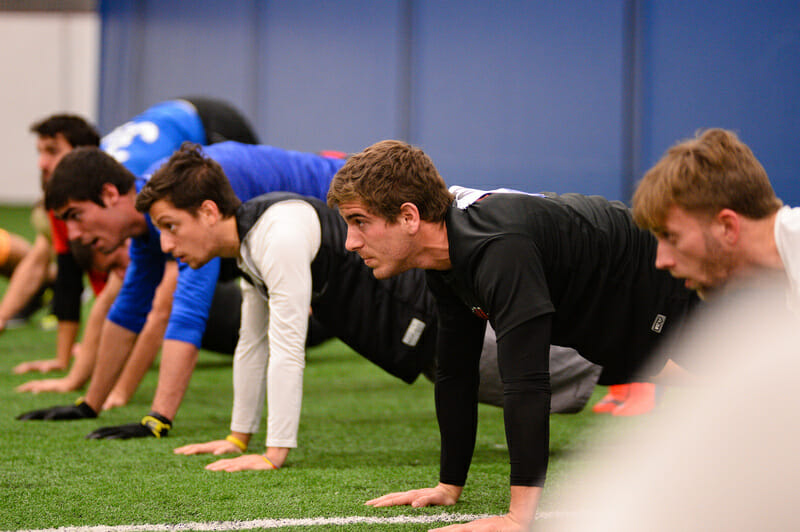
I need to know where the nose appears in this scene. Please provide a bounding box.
[160,231,174,254]
[654,241,675,271]
[345,227,362,252]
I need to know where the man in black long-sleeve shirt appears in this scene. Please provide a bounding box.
[327,140,699,531]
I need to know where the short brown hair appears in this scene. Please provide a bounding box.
[327,140,453,223]
[30,114,100,148]
[632,128,781,231]
[135,142,241,217]
[45,147,136,211]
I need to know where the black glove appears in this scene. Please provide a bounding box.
[17,399,98,420]
[85,412,172,440]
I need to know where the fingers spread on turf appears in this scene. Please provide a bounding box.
[431,515,523,532]
[205,454,274,472]
[366,490,422,507]
[15,381,38,393]
[16,379,72,394]
[174,440,235,456]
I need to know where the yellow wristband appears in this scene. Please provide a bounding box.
[225,434,247,451]
[261,455,277,469]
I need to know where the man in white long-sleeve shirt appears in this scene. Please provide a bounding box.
[135,144,601,471]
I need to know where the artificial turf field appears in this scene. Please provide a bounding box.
[0,205,645,531]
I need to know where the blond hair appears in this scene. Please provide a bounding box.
[632,128,781,230]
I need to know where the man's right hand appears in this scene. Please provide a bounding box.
[174,439,243,456]
[16,399,97,420]
[365,483,462,508]
[15,377,81,394]
[13,359,68,374]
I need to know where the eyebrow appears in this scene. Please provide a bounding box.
[342,211,366,223]
[57,207,76,221]
[152,216,171,227]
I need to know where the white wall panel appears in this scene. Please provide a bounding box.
[0,11,98,204]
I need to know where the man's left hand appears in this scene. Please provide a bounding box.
[430,514,528,531]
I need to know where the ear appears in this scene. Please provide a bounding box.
[99,183,120,207]
[714,208,740,245]
[398,202,421,234]
[197,199,222,226]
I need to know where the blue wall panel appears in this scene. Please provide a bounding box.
[98,0,800,206]
[411,1,627,199]
[640,0,800,205]
[99,0,260,134]
[256,0,406,152]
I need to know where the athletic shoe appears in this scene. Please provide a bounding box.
[591,384,631,413]
[612,382,656,416]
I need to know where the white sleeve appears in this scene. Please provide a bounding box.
[230,278,269,433]
[245,200,320,448]
[774,206,800,311]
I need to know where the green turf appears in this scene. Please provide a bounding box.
[0,204,639,531]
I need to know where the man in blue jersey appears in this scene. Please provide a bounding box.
[16,141,343,439]
[5,98,258,379]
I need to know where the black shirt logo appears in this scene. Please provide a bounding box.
[651,314,666,333]
[471,306,489,320]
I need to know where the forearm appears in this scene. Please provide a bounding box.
[0,236,51,325]
[109,324,164,403]
[263,295,309,449]
[83,320,138,411]
[231,337,268,433]
[149,339,199,420]
[63,275,120,388]
[498,317,553,487]
[433,308,485,486]
[265,353,304,448]
[508,485,543,528]
[54,321,80,368]
[113,263,177,399]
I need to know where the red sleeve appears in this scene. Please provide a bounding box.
[47,210,70,254]
[87,269,108,296]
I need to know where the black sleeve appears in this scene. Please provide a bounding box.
[52,252,83,322]
[426,272,486,487]
[472,236,554,486]
[497,315,552,487]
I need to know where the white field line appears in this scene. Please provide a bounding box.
[7,512,570,532]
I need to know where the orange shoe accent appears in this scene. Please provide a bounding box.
[612,382,656,416]
[592,384,631,414]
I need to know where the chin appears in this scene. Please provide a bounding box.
[190,257,213,269]
[372,264,407,280]
[369,268,390,279]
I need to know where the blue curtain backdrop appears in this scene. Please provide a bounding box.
[98,0,800,205]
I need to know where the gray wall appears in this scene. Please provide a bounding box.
[98,0,800,204]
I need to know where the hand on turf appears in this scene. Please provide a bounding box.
[101,392,129,411]
[85,412,171,439]
[204,454,278,472]
[174,439,242,456]
[366,483,462,508]
[12,359,68,374]
[16,399,97,420]
[429,514,526,532]
[15,377,80,394]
